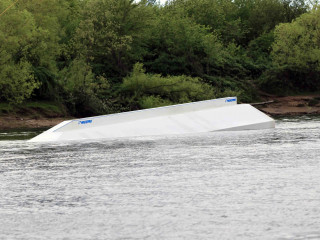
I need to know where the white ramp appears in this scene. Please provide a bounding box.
[29,97,275,142]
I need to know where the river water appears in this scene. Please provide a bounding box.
[0,116,320,239]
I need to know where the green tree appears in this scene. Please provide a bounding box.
[170,0,246,44]
[73,0,154,81]
[143,7,225,77]
[262,8,320,91]
[16,0,80,100]
[58,57,110,116]
[0,0,39,104]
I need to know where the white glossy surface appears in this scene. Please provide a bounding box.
[29,97,275,142]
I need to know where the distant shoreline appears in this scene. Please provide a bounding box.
[0,95,319,131]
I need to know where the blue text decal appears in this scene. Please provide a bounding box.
[225,98,236,103]
[78,120,92,125]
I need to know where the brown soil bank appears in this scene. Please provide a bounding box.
[253,94,320,116]
[0,101,71,130]
[1,95,320,130]
[0,116,69,130]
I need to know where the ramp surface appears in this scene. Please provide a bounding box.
[29,97,275,142]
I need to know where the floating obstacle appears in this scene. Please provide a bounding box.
[29,97,275,142]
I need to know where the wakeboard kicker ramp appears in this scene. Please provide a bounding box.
[29,97,275,142]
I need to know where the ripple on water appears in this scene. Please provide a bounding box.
[0,116,320,239]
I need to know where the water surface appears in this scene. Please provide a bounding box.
[0,116,320,239]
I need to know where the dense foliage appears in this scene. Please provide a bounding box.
[0,0,316,116]
[262,7,320,93]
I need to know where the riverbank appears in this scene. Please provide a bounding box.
[1,95,320,130]
[0,116,70,130]
[253,94,320,116]
[0,101,70,130]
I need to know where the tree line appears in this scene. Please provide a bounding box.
[0,0,319,116]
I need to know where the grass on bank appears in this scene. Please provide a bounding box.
[0,101,68,118]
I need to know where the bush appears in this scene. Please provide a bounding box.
[58,58,110,116]
[259,67,320,94]
[139,96,173,109]
[267,8,320,92]
[120,63,217,109]
[0,60,39,104]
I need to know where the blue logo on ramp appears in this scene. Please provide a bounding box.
[78,120,92,125]
[225,98,236,103]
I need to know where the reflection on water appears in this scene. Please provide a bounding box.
[0,128,46,141]
[0,116,320,239]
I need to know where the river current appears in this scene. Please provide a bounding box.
[0,116,320,239]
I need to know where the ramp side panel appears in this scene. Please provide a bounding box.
[28,120,72,142]
[31,104,274,142]
[54,97,237,133]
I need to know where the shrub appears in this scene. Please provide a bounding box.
[120,63,217,109]
[58,58,110,116]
